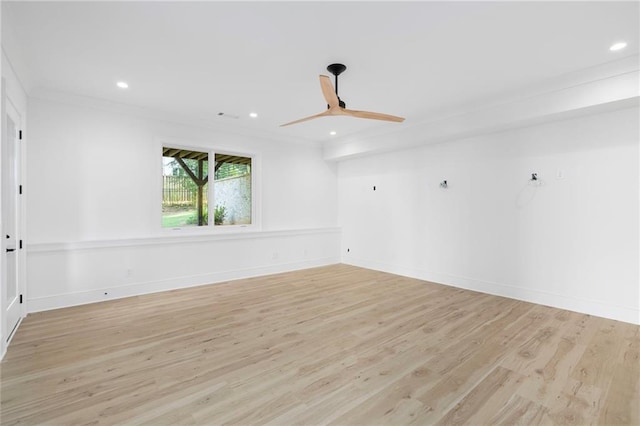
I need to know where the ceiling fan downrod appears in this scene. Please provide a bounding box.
[327,63,347,109]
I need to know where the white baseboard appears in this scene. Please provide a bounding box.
[345,257,640,325]
[29,256,340,313]
[0,316,23,361]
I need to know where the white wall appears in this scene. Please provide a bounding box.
[339,107,639,324]
[26,96,340,311]
[28,97,338,241]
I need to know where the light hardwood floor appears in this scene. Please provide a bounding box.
[1,264,638,425]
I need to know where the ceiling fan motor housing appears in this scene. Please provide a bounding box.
[330,99,347,109]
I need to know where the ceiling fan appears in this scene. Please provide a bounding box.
[281,63,405,127]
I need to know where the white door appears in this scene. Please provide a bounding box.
[3,100,22,342]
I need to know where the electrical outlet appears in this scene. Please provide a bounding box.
[272,252,279,260]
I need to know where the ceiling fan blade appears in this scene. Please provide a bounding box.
[342,108,405,123]
[319,75,339,108]
[280,110,332,127]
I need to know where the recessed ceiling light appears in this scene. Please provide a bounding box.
[249,112,258,118]
[610,41,627,51]
[329,131,337,136]
[116,81,129,89]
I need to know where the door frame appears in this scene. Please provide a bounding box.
[1,78,26,358]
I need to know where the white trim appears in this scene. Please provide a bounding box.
[0,46,30,101]
[28,227,341,253]
[344,256,640,325]
[28,256,340,313]
[5,316,22,345]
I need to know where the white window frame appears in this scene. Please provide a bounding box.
[158,139,260,234]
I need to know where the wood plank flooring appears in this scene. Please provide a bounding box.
[1,264,638,425]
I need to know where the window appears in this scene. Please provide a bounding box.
[213,153,252,226]
[162,146,253,229]
[162,148,209,227]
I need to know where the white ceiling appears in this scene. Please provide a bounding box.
[3,1,639,144]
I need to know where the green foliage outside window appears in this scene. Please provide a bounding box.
[214,205,227,225]
[214,163,250,180]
